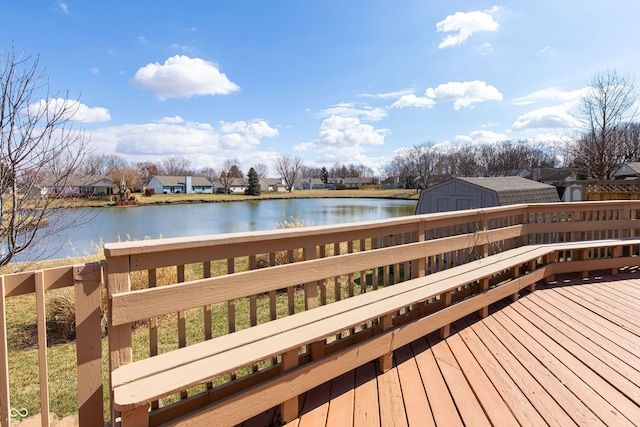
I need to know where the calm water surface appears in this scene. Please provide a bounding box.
[25,198,416,260]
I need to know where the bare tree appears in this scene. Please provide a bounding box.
[274,155,303,192]
[158,156,194,176]
[137,161,158,186]
[569,70,637,179]
[252,163,269,178]
[198,166,219,184]
[108,165,142,199]
[0,48,89,266]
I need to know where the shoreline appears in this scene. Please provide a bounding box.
[75,189,420,208]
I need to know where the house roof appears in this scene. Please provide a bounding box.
[151,176,213,186]
[456,176,560,205]
[614,162,640,177]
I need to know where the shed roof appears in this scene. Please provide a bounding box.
[152,176,213,186]
[455,176,560,205]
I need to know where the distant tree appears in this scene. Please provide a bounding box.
[274,155,303,192]
[568,70,638,179]
[330,162,349,179]
[245,167,261,195]
[159,156,194,176]
[199,166,219,184]
[137,161,158,186]
[0,48,89,266]
[108,166,142,199]
[219,170,232,194]
[253,163,268,178]
[321,166,329,184]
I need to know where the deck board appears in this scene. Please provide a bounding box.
[241,270,640,426]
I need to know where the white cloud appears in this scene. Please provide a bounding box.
[512,87,586,106]
[317,102,387,122]
[56,1,69,14]
[217,119,279,149]
[436,6,500,49]
[359,89,414,99]
[512,106,580,130]
[28,98,111,123]
[90,118,277,165]
[132,55,239,100]
[159,116,185,124]
[296,115,389,155]
[426,80,503,109]
[390,94,436,109]
[453,129,508,144]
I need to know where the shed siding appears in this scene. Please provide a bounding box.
[416,180,497,214]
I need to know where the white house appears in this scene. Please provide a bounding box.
[146,176,214,194]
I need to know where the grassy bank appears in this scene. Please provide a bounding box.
[68,188,419,208]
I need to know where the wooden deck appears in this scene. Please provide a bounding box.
[240,269,640,427]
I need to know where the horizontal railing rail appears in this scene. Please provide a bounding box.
[1,200,639,426]
[104,200,639,426]
[0,262,104,427]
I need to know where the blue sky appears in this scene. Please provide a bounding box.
[3,1,640,176]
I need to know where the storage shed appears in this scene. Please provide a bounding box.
[415,176,560,214]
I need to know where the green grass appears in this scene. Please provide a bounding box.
[56,188,419,208]
[4,255,389,420]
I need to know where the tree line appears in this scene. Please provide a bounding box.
[1,46,639,265]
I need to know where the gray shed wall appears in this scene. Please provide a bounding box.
[416,180,498,214]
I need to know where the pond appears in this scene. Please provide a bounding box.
[20,198,417,261]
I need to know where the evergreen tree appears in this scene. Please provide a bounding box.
[321,166,329,184]
[246,167,261,195]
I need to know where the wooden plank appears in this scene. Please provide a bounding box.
[469,319,576,426]
[502,296,640,406]
[354,363,380,427]
[112,244,549,325]
[394,345,434,427]
[377,367,408,427]
[538,281,640,354]
[498,299,640,424]
[481,315,596,425]
[325,371,355,427]
[74,266,104,427]
[528,290,640,376]
[35,271,51,427]
[298,381,331,427]
[444,327,519,426]
[427,334,491,427]
[112,259,549,404]
[410,338,462,427]
[554,284,640,337]
[454,320,547,427]
[0,277,11,426]
[511,294,640,425]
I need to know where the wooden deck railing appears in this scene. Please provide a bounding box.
[0,262,104,427]
[0,200,639,426]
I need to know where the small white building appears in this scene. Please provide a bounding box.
[146,176,214,194]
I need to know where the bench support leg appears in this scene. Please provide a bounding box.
[281,350,299,423]
[120,404,149,427]
[379,314,394,373]
[477,278,489,318]
[611,246,622,275]
[439,291,452,339]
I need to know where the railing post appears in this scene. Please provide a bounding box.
[0,277,10,427]
[107,255,133,426]
[74,263,104,427]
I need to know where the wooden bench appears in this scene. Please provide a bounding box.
[108,237,640,427]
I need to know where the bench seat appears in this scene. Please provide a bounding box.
[111,238,640,426]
